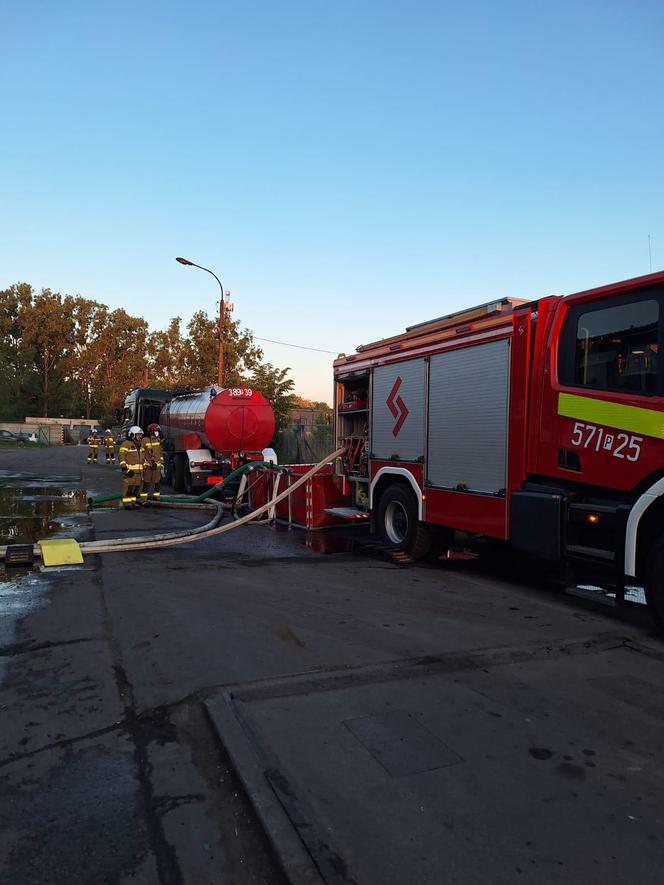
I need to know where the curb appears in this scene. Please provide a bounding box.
[205,692,325,885]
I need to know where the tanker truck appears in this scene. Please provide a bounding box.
[122,386,275,494]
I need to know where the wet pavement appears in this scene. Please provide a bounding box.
[1,445,663,884]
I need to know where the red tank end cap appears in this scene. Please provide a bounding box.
[205,388,275,452]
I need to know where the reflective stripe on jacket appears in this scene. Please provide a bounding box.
[142,437,164,467]
[118,440,144,471]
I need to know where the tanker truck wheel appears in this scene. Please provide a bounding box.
[377,483,431,561]
[183,465,194,495]
[173,454,185,493]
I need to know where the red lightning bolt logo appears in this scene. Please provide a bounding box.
[386,376,409,437]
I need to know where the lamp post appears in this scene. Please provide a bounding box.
[176,257,226,387]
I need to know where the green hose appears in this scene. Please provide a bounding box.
[91,461,282,508]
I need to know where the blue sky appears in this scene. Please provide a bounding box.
[1,1,663,402]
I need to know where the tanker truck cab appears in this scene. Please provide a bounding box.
[121,388,172,440]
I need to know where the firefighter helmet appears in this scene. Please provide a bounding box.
[104,429,112,435]
[128,426,144,439]
[147,422,160,435]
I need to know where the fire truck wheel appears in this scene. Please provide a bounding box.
[173,454,185,493]
[427,527,454,561]
[183,465,194,495]
[377,484,431,560]
[644,537,664,629]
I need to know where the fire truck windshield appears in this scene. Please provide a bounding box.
[561,296,661,396]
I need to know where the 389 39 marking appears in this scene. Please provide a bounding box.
[228,387,253,398]
[570,421,642,461]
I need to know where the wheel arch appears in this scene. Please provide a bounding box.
[369,467,423,520]
[625,477,664,578]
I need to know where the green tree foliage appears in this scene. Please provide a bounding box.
[291,395,331,410]
[250,363,296,434]
[0,283,38,419]
[0,282,298,425]
[147,317,187,388]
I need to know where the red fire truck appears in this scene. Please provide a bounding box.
[333,270,664,624]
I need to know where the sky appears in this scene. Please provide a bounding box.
[1,0,663,404]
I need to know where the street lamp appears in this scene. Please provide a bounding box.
[176,257,226,387]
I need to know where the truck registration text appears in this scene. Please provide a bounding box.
[570,421,642,462]
[228,388,253,398]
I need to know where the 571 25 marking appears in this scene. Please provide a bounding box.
[570,421,642,462]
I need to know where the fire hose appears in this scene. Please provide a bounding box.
[0,447,345,562]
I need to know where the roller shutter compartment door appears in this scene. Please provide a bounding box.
[427,339,509,494]
[371,359,426,462]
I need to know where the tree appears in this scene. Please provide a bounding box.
[66,298,110,419]
[180,309,264,388]
[0,283,38,419]
[147,317,187,388]
[21,289,75,418]
[0,280,298,427]
[94,309,149,422]
[250,363,295,434]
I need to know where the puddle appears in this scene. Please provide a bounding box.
[272,523,382,556]
[0,486,89,545]
[0,569,51,681]
[0,479,91,681]
[0,471,80,484]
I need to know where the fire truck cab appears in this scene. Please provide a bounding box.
[333,270,664,625]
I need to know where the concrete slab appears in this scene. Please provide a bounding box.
[207,636,664,885]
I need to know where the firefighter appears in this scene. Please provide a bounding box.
[86,428,101,464]
[119,426,145,509]
[103,429,116,464]
[141,423,164,503]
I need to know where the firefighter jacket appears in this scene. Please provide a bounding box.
[118,439,144,476]
[87,432,101,448]
[103,435,116,449]
[142,436,164,469]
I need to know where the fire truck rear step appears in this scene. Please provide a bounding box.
[323,507,370,520]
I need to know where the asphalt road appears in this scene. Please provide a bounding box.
[1,445,663,885]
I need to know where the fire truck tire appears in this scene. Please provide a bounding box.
[377,484,431,560]
[173,454,185,493]
[184,465,194,495]
[427,527,454,561]
[644,537,664,629]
